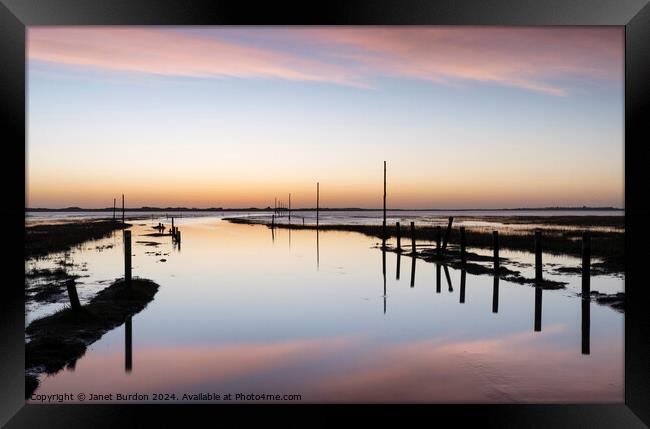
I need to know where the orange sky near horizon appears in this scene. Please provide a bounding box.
[26,27,624,209]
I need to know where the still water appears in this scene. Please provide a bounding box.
[27,216,623,403]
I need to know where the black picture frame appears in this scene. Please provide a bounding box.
[1,1,648,427]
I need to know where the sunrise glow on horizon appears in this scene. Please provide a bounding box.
[26,27,624,209]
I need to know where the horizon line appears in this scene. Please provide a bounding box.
[25,206,624,212]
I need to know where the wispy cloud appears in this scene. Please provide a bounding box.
[28,27,622,96]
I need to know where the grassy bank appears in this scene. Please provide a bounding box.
[26,219,128,259]
[25,278,159,398]
[226,216,624,273]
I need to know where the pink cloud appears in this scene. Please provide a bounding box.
[28,27,623,96]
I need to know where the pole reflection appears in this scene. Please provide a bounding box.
[459,269,466,303]
[534,286,542,332]
[410,256,416,288]
[125,315,132,373]
[492,275,499,313]
[444,265,453,292]
[396,253,401,280]
[582,297,590,355]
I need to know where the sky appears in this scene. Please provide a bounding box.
[26,27,624,209]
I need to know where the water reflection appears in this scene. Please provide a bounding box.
[534,286,542,332]
[125,316,132,373]
[492,275,499,313]
[444,265,453,292]
[382,248,387,314]
[396,253,401,280]
[459,270,466,303]
[27,219,622,403]
[582,298,590,355]
[410,256,416,288]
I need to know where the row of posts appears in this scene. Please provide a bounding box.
[391,219,591,295]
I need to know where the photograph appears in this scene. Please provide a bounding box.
[22,26,627,404]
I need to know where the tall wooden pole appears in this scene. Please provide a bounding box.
[382,161,386,248]
[316,182,319,227]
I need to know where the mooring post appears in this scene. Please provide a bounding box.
[410,222,416,254]
[65,279,81,312]
[441,217,453,252]
[396,222,401,251]
[113,198,116,221]
[436,263,441,293]
[582,232,591,297]
[316,182,320,227]
[171,217,174,234]
[124,230,132,287]
[122,194,125,224]
[382,161,387,249]
[289,193,291,221]
[534,230,543,282]
[493,231,500,271]
[460,226,466,264]
[272,214,275,228]
[177,229,181,244]
[302,217,305,226]
[436,226,441,256]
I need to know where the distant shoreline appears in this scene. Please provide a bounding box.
[25,206,624,213]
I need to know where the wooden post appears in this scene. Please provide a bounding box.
[436,226,441,256]
[289,193,291,221]
[316,182,320,227]
[382,161,387,248]
[582,232,591,297]
[460,226,466,264]
[410,222,416,254]
[65,279,81,312]
[272,214,275,228]
[124,230,132,287]
[113,198,116,221]
[493,231,499,271]
[176,229,181,244]
[436,263,441,293]
[171,217,174,233]
[534,230,542,282]
[122,194,125,224]
[302,217,305,226]
[396,222,401,251]
[441,217,453,251]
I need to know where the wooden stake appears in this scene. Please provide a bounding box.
[582,232,591,297]
[535,230,543,282]
[442,217,453,251]
[65,279,81,312]
[460,226,466,264]
[396,222,401,251]
[410,221,416,254]
[382,161,387,248]
[493,231,499,271]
